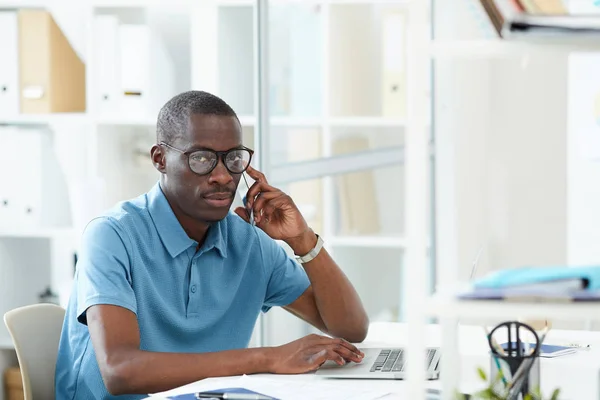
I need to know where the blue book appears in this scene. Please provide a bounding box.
[471,266,600,290]
[167,388,278,400]
[458,287,600,301]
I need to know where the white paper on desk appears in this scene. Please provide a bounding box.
[148,375,391,400]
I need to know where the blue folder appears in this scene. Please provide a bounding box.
[167,388,278,400]
[458,287,600,301]
[457,265,600,302]
[472,266,600,290]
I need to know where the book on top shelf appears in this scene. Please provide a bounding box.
[479,0,600,38]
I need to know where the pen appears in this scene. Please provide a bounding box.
[195,392,273,400]
[484,327,508,387]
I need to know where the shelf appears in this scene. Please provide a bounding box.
[329,235,406,248]
[0,113,89,126]
[94,116,157,126]
[270,117,323,127]
[0,114,159,126]
[238,115,324,128]
[431,38,600,59]
[239,116,324,127]
[0,115,405,128]
[427,294,600,321]
[78,0,222,6]
[328,117,406,128]
[0,228,76,239]
[0,0,410,5]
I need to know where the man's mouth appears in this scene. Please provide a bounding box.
[203,192,234,208]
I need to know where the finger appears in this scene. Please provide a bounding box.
[327,349,346,366]
[256,203,276,226]
[253,192,284,223]
[310,348,345,367]
[322,338,364,360]
[328,343,363,363]
[245,180,278,210]
[256,200,288,227]
[233,207,250,223]
[335,338,364,357]
[245,165,269,185]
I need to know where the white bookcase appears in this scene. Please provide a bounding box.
[0,0,418,396]
[426,0,600,398]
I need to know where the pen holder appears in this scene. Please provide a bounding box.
[490,352,540,400]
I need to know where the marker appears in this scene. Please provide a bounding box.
[195,391,274,400]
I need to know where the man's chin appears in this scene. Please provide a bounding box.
[197,208,231,223]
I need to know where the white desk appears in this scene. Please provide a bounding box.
[148,322,600,399]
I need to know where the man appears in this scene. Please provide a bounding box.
[55,90,369,399]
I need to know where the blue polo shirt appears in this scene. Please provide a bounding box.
[55,182,310,399]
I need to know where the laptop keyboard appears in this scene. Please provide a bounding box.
[370,349,437,373]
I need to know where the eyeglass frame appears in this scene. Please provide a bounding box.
[159,141,254,176]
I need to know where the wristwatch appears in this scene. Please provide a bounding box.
[295,234,324,264]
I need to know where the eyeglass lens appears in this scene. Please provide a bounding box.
[189,149,251,175]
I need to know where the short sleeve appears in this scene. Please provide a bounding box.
[257,230,311,313]
[75,217,138,325]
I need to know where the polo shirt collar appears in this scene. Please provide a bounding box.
[147,182,228,259]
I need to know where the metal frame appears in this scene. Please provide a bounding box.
[253,0,270,347]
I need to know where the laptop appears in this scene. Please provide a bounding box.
[315,347,441,380]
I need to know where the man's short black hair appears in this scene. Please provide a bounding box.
[157,90,239,143]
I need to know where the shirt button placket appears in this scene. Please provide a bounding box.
[190,284,197,294]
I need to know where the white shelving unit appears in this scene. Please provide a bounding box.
[428,295,600,322]
[0,1,416,395]
[257,1,416,346]
[429,0,600,398]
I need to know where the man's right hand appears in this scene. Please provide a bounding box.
[267,334,365,374]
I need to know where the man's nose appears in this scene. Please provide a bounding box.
[208,158,233,185]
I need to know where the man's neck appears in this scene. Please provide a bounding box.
[181,221,210,247]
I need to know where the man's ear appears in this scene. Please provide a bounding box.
[151,144,166,173]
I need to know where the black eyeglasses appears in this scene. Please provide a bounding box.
[159,142,254,175]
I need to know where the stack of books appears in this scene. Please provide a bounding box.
[479,0,600,38]
[459,265,600,301]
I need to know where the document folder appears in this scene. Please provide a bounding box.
[18,9,86,113]
[93,15,120,115]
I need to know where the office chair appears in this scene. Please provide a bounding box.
[4,303,65,400]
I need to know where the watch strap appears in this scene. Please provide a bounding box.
[295,234,324,264]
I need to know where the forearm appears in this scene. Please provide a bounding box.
[104,347,272,395]
[287,231,369,342]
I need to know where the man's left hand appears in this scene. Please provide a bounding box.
[234,165,316,255]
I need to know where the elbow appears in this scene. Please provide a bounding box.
[101,365,131,395]
[336,315,370,343]
[349,318,370,343]
[98,353,137,395]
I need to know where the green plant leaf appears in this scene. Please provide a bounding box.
[524,394,533,400]
[550,388,561,400]
[477,367,487,381]
[452,389,467,400]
